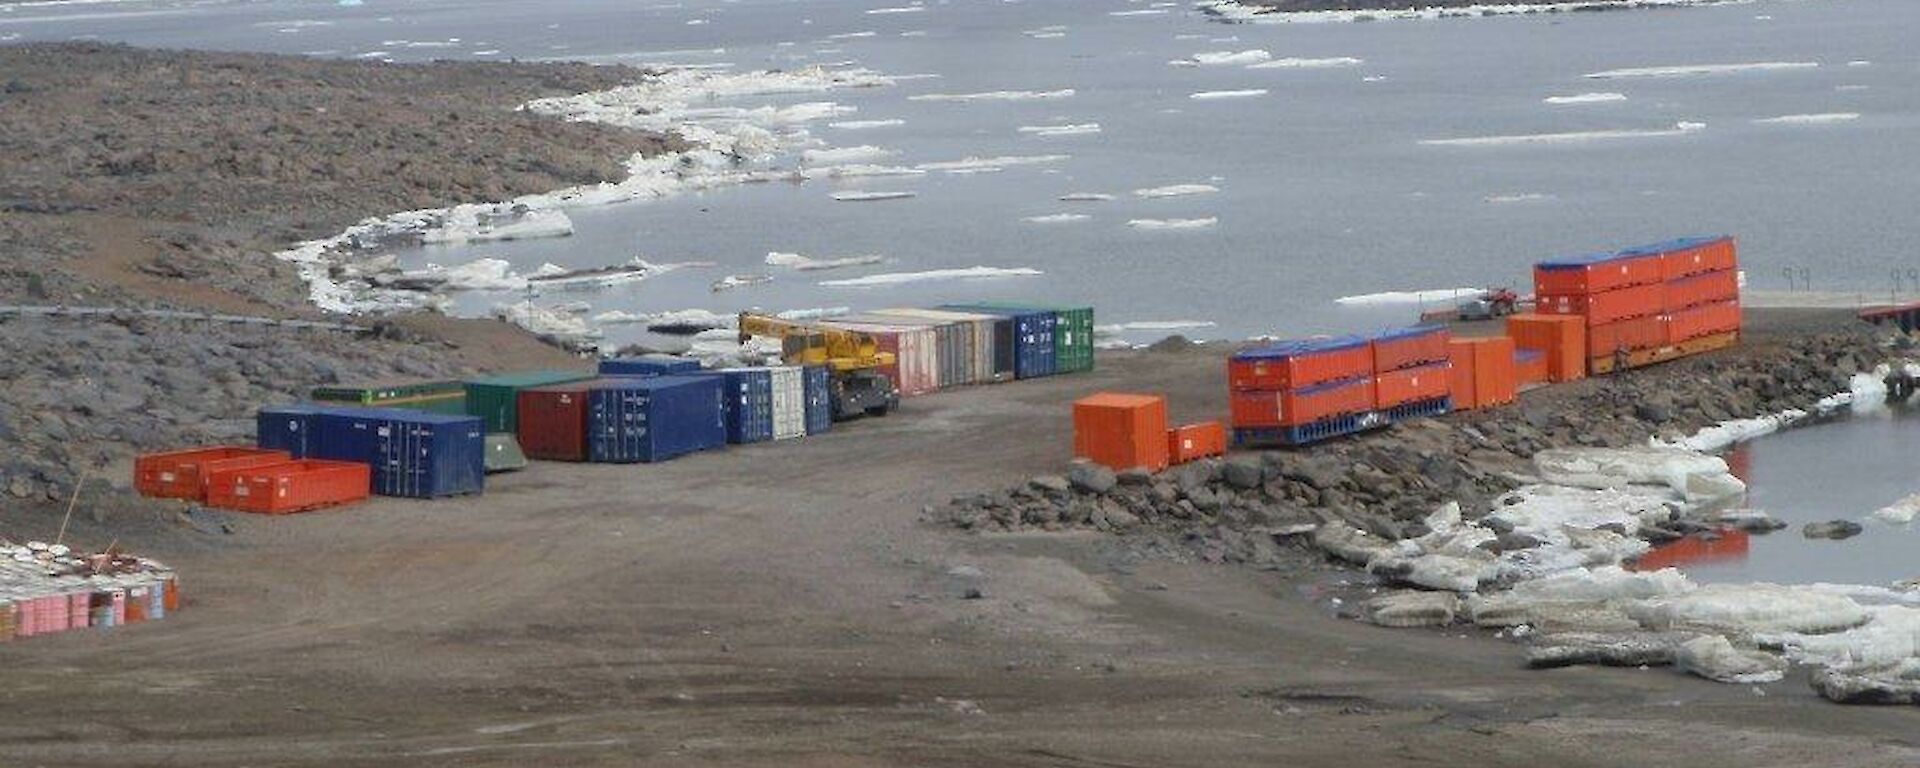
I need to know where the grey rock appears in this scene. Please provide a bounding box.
[1116,468,1154,486]
[1067,462,1117,495]
[1802,520,1865,540]
[1222,456,1264,490]
[1028,474,1070,494]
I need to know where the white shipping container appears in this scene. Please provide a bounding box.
[769,365,807,440]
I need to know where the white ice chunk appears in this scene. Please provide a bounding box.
[1171,49,1271,67]
[1421,122,1705,147]
[1675,635,1787,684]
[1629,584,1872,635]
[1018,123,1102,137]
[1128,217,1218,230]
[1532,447,1742,501]
[1753,113,1861,125]
[1245,57,1364,69]
[908,89,1074,102]
[1133,183,1219,198]
[764,251,885,270]
[1872,494,1920,525]
[1585,61,1819,79]
[1022,213,1091,224]
[817,266,1042,287]
[1189,89,1268,100]
[802,145,896,164]
[1544,92,1627,105]
[831,190,917,201]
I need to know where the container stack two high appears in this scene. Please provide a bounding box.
[1228,327,1453,447]
[1530,236,1741,375]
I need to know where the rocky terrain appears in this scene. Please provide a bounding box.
[0,43,669,512]
[933,326,1908,569]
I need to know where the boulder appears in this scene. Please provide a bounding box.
[1675,635,1787,684]
[1028,475,1070,495]
[1067,462,1117,495]
[1363,590,1460,628]
[1803,520,1865,540]
[1222,456,1264,490]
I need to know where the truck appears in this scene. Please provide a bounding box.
[737,313,900,421]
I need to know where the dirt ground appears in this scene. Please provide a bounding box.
[4,324,1917,767]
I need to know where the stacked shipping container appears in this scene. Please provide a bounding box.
[1533,236,1740,374]
[1227,337,1376,446]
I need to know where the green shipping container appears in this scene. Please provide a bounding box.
[463,369,595,433]
[964,303,1094,373]
[311,380,468,414]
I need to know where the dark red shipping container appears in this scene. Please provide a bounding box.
[1663,269,1740,312]
[1536,282,1664,326]
[1374,362,1451,409]
[517,383,592,461]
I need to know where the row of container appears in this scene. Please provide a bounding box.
[514,366,831,463]
[135,446,374,514]
[1531,236,1743,374]
[815,304,1092,396]
[1072,393,1226,472]
[1226,325,1456,446]
[1,548,180,642]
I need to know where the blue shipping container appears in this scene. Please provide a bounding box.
[801,364,832,435]
[691,368,774,444]
[937,305,1056,378]
[599,355,703,377]
[256,403,331,457]
[586,376,727,463]
[294,406,486,499]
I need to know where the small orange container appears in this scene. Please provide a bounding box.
[1374,362,1451,409]
[1663,269,1740,312]
[206,459,371,515]
[1448,337,1517,410]
[1655,236,1739,280]
[1506,313,1587,383]
[1230,378,1376,428]
[1536,282,1665,326]
[134,447,293,501]
[1166,422,1228,465]
[1073,393,1171,472]
[1588,315,1669,358]
[1667,300,1743,343]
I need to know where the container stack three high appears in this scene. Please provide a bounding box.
[1531,236,1741,375]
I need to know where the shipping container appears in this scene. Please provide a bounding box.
[819,321,940,396]
[1666,300,1743,344]
[310,380,466,415]
[1228,336,1372,391]
[585,375,727,462]
[1370,325,1451,373]
[463,370,596,434]
[884,308,1014,383]
[802,364,833,435]
[134,446,291,501]
[1534,249,1664,295]
[1505,314,1587,383]
[206,459,371,514]
[1448,337,1517,410]
[1167,421,1228,465]
[1072,393,1169,472]
[1374,362,1451,409]
[1230,377,1376,428]
[1588,315,1669,358]
[770,365,806,440]
[690,368,775,444]
[1535,282,1665,326]
[843,312,971,388]
[1663,269,1740,312]
[1625,235,1738,281]
[956,303,1095,374]
[516,383,593,461]
[937,305,1058,379]
[256,403,332,457]
[598,355,703,377]
[305,407,486,498]
[1590,330,1740,374]
[1516,350,1549,386]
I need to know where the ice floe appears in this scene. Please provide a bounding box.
[909,89,1075,102]
[1128,217,1218,230]
[1245,56,1364,69]
[805,163,926,178]
[1655,368,1896,452]
[817,266,1042,287]
[832,190,917,201]
[1545,92,1628,105]
[866,4,925,14]
[764,251,885,270]
[592,308,735,334]
[1753,112,1861,125]
[1204,1,1791,25]
[1169,49,1271,67]
[711,274,773,292]
[801,145,896,164]
[1871,494,1920,525]
[1133,183,1219,198]
[1057,192,1115,202]
[1333,288,1480,306]
[1018,123,1102,137]
[1420,121,1704,147]
[493,300,602,342]
[1585,61,1819,79]
[916,154,1071,173]
[829,118,905,129]
[1486,193,1555,204]
[1022,213,1091,224]
[1189,89,1268,100]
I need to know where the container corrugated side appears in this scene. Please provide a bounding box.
[585,375,727,462]
[960,303,1094,374]
[879,307,1011,383]
[821,321,940,395]
[463,370,596,433]
[257,403,332,457]
[870,309,995,386]
[936,305,1056,379]
[769,365,806,440]
[802,364,833,434]
[516,383,593,461]
[598,355,703,377]
[307,407,486,498]
[841,313,970,388]
[690,369,775,444]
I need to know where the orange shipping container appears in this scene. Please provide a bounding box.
[134,446,293,501]
[1536,282,1664,326]
[1228,337,1373,391]
[1230,378,1376,428]
[1534,251,1664,295]
[1167,421,1228,465]
[1515,350,1549,386]
[1073,393,1170,472]
[1448,337,1517,410]
[1667,300,1743,344]
[1663,269,1740,312]
[206,459,371,515]
[1588,315,1669,358]
[1647,236,1739,281]
[1374,362,1450,409]
[1506,313,1587,383]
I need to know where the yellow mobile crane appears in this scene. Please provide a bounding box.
[738,312,899,420]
